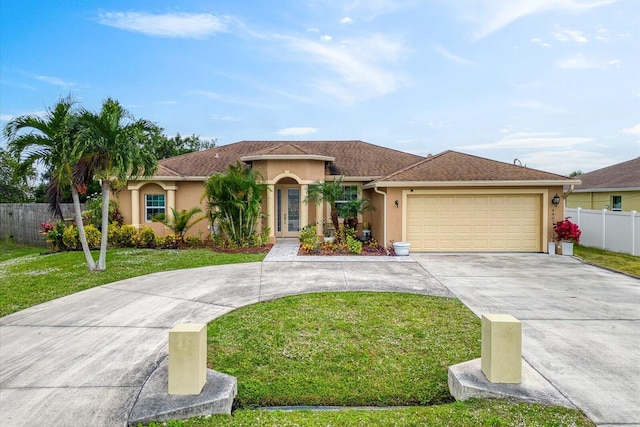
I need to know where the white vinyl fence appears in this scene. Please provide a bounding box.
[565,207,639,256]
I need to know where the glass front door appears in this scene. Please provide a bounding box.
[276,186,300,237]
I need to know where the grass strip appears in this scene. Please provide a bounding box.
[574,245,640,277]
[0,244,264,317]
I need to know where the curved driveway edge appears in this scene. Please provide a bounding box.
[0,260,449,426]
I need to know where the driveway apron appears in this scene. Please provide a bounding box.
[412,253,640,427]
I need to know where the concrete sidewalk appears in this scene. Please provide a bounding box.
[1,248,638,426]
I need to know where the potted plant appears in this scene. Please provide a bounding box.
[553,217,581,256]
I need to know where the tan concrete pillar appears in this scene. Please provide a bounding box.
[266,184,275,238]
[167,189,176,219]
[168,323,207,395]
[481,314,522,383]
[315,195,324,236]
[300,184,308,228]
[131,188,140,228]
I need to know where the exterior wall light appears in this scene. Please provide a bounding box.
[551,193,560,207]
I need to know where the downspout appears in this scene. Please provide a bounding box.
[373,185,387,246]
[563,184,575,203]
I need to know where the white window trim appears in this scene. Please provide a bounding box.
[145,194,166,222]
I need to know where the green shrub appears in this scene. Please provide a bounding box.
[42,221,66,252]
[185,236,203,247]
[107,222,120,246]
[62,225,79,251]
[155,233,178,249]
[346,234,363,254]
[83,224,101,249]
[138,226,155,248]
[117,225,138,247]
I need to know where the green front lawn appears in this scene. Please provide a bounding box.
[144,292,591,426]
[0,243,265,317]
[574,245,640,277]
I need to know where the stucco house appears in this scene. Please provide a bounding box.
[119,140,578,252]
[566,157,640,212]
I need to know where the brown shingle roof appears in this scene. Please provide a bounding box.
[376,150,571,182]
[156,140,425,178]
[573,158,640,190]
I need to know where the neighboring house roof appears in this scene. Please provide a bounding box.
[368,151,573,186]
[155,140,424,178]
[572,157,640,191]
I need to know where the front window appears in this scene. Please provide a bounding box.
[145,194,165,221]
[336,185,359,217]
[611,195,622,211]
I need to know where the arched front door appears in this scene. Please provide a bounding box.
[275,185,300,238]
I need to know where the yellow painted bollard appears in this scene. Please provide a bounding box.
[168,323,207,395]
[481,314,522,383]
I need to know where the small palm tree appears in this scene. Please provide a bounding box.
[306,177,345,234]
[153,207,205,243]
[76,98,157,270]
[202,162,267,244]
[338,197,375,231]
[4,96,97,270]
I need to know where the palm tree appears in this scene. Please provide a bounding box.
[4,97,97,270]
[152,207,205,243]
[338,197,375,231]
[202,162,267,244]
[76,98,157,270]
[306,177,345,233]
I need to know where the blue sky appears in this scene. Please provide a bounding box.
[1,0,638,175]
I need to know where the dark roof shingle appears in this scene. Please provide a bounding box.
[377,151,571,182]
[573,158,640,190]
[156,140,425,178]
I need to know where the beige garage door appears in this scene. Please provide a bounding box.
[406,194,541,252]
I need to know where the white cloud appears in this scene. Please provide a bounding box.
[530,37,551,48]
[341,17,354,24]
[556,54,620,69]
[276,127,318,136]
[458,132,592,150]
[307,27,320,33]
[282,33,405,101]
[451,0,619,39]
[212,115,240,121]
[97,11,228,38]
[551,29,588,43]
[432,44,474,66]
[320,35,333,42]
[34,74,76,87]
[0,110,47,122]
[621,124,640,135]
[522,149,622,175]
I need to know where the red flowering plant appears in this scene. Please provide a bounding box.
[553,217,581,243]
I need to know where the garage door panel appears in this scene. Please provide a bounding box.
[406,194,541,252]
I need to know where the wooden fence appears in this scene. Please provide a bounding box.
[0,203,81,247]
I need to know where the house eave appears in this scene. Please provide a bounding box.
[364,179,581,189]
[572,187,640,193]
[241,154,335,162]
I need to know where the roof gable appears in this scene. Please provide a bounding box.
[375,151,572,182]
[574,157,640,190]
[156,140,425,178]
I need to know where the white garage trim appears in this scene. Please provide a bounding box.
[402,189,549,252]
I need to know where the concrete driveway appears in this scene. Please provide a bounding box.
[411,253,640,427]
[1,252,638,426]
